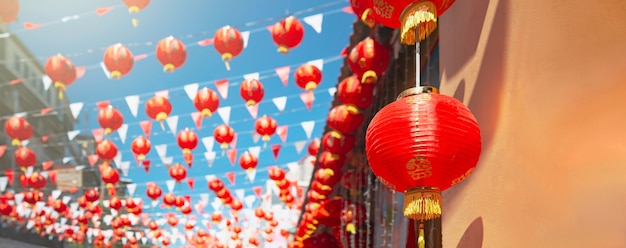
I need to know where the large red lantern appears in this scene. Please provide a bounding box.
[337,75,375,109]
[238,152,258,172]
[350,0,376,27]
[315,168,341,186]
[294,64,323,91]
[254,115,277,142]
[155,36,187,72]
[271,16,304,54]
[214,26,244,71]
[14,147,36,170]
[4,116,33,146]
[177,129,198,167]
[370,0,455,44]
[0,0,19,23]
[27,172,46,190]
[145,96,172,129]
[194,88,220,118]
[365,87,481,220]
[239,79,265,106]
[322,131,355,155]
[103,43,134,79]
[327,105,363,134]
[131,136,151,161]
[347,37,390,84]
[96,140,118,163]
[97,106,124,135]
[213,124,235,149]
[44,54,77,100]
[168,164,187,182]
[122,0,150,13]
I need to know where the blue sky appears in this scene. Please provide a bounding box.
[7,0,355,241]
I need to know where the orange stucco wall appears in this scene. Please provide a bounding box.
[437,0,626,247]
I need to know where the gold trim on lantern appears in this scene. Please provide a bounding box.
[403,187,442,220]
[277,45,289,54]
[397,86,439,100]
[400,1,438,45]
[128,6,141,14]
[361,8,375,28]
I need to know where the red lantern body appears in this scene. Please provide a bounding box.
[163,193,176,206]
[109,197,122,210]
[240,79,265,106]
[122,0,150,13]
[146,185,162,201]
[194,88,220,118]
[131,136,151,160]
[271,16,304,54]
[307,139,320,157]
[238,152,258,171]
[0,0,19,23]
[4,116,33,146]
[177,129,198,153]
[213,124,235,149]
[214,26,244,70]
[231,199,243,212]
[337,75,375,109]
[101,166,120,186]
[14,147,36,169]
[169,164,187,182]
[322,131,355,155]
[155,36,187,72]
[208,178,224,192]
[97,106,124,135]
[350,0,376,27]
[318,152,345,171]
[268,167,286,181]
[168,216,178,227]
[84,189,100,202]
[96,140,118,162]
[294,64,323,91]
[103,44,134,79]
[365,89,481,220]
[315,168,341,186]
[145,96,172,123]
[44,55,77,99]
[327,105,363,134]
[348,37,390,84]
[255,115,277,142]
[212,213,222,223]
[28,172,46,190]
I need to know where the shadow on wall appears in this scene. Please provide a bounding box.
[456,217,484,248]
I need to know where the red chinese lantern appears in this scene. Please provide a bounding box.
[214,26,244,70]
[109,196,122,210]
[337,75,375,109]
[239,79,265,106]
[4,116,33,146]
[211,213,222,224]
[327,105,363,134]
[103,44,134,79]
[97,106,124,135]
[208,178,224,192]
[238,152,258,172]
[268,167,285,181]
[322,131,355,155]
[148,221,158,231]
[167,216,179,227]
[350,0,376,27]
[231,199,243,212]
[44,54,77,100]
[365,87,482,220]
[370,0,455,44]
[101,166,120,188]
[23,190,42,205]
[168,164,187,182]
[96,140,118,163]
[146,184,162,201]
[194,88,220,118]
[125,198,138,209]
[163,193,176,207]
[52,200,67,213]
[318,152,345,171]
[213,124,235,150]
[145,96,172,129]
[271,16,304,54]
[14,147,36,170]
[161,238,171,247]
[181,204,192,215]
[122,0,150,13]
[177,129,198,167]
[294,64,323,91]
[155,36,187,72]
[308,139,320,157]
[131,136,151,161]
[0,0,19,23]
[254,115,277,142]
[27,172,46,190]
[84,188,100,203]
[315,168,341,186]
[347,37,390,84]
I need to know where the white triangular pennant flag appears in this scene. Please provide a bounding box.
[141,237,147,245]
[69,102,83,120]
[251,132,261,143]
[42,75,52,90]
[217,107,231,124]
[51,190,61,200]
[294,141,306,154]
[162,156,173,165]
[211,198,222,211]
[40,171,48,179]
[119,161,130,176]
[243,72,259,81]
[62,196,71,204]
[113,152,122,166]
[25,167,33,177]
[204,152,216,167]
[67,130,80,141]
[118,124,128,144]
[303,13,324,33]
[151,200,158,208]
[165,115,179,135]
[301,121,315,139]
[103,200,110,208]
[125,95,140,118]
[328,87,337,97]
[200,193,209,204]
[307,59,324,71]
[0,177,7,191]
[241,31,250,48]
[235,189,245,201]
[272,96,287,112]
[63,157,73,164]
[244,195,256,209]
[202,136,215,152]
[246,169,256,182]
[248,146,261,158]
[184,83,199,101]
[126,183,137,197]
[103,215,113,226]
[287,162,299,172]
[205,174,217,183]
[100,62,112,79]
[166,180,176,193]
[155,144,168,158]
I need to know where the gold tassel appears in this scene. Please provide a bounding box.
[418,221,426,248]
[403,187,442,220]
[400,1,438,45]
